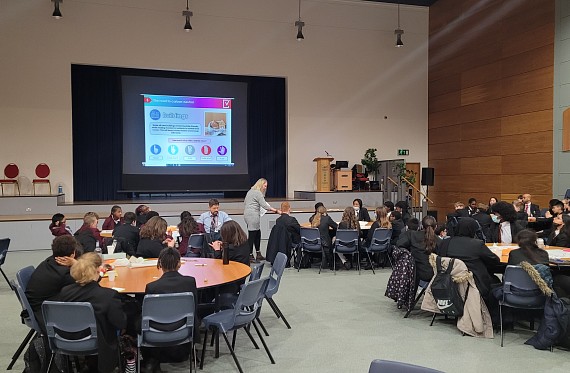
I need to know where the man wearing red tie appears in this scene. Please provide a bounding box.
[523,193,541,217]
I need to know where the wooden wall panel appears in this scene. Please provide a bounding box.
[428,0,554,221]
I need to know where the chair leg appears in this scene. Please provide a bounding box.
[232,330,237,350]
[243,325,260,349]
[297,251,303,273]
[210,328,216,347]
[251,320,275,364]
[267,298,291,329]
[46,353,56,373]
[333,251,337,275]
[365,251,376,274]
[319,249,324,274]
[357,252,361,275]
[430,313,437,326]
[221,331,244,373]
[200,328,208,370]
[500,304,504,347]
[7,329,36,370]
[256,316,270,336]
[404,287,427,319]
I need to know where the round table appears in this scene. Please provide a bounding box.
[99,257,251,293]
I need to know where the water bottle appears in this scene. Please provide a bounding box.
[57,184,63,194]
[95,241,103,260]
[222,242,229,265]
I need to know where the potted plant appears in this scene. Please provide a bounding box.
[362,148,380,190]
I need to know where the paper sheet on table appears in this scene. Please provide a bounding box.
[129,259,159,268]
[260,207,267,217]
[359,221,369,230]
[548,250,570,259]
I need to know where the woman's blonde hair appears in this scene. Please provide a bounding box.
[375,207,392,229]
[251,178,267,192]
[70,252,102,286]
[140,216,167,240]
[311,206,327,228]
[341,206,359,231]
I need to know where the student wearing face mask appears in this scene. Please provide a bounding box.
[352,198,371,222]
[548,213,570,247]
[489,201,524,244]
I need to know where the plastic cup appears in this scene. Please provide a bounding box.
[108,271,116,281]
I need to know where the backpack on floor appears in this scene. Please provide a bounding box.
[430,257,465,317]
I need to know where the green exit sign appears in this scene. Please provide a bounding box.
[398,149,409,156]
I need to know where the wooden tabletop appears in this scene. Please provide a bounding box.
[301,221,374,228]
[99,258,251,293]
[485,243,570,264]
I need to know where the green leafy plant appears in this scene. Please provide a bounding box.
[394,162,417,185]
[361,148,380,181]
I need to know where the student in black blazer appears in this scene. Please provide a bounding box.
[56,253,127,373]
[112,212,140,256]
[548,214,570,248]
[489,201,524,244]
[136,216,175,258]
[275,202,301,244]
[352,198,371,222]
[437,218,500,300]
[143,248,198,371]
[507,230,549,265]
[311,205,338,268]
[397,216,439,282]
[522,194,541,217]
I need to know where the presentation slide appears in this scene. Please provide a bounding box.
[143,94,234,168]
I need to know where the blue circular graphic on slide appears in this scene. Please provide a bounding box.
[150,109,161,120]
[150,144,161,155]
[185,145,195,155]
[168,145,178,155]
[217,146,227,155]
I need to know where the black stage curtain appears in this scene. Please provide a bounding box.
[71,65,286,201]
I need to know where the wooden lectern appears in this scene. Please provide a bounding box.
[313,157,334,192]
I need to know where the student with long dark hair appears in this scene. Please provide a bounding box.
[177,211,204,256]
[548,214,570,248]
[507,229,549,265]
[397,215,438,282]
[311,205,338,269]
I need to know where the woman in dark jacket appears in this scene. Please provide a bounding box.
[209,220,250,266]
[311,205,338,268]
[548,214,570,248]
[508,229,549,265]
[397,215,438,282]
[136,216,175,258]
[56,253,127,373]
[437,217,500,300]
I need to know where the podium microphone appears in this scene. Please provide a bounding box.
[325,150,332,157]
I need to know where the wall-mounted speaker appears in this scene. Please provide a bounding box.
[421,167,434,186]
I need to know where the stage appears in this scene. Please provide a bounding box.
[0,190,385,251]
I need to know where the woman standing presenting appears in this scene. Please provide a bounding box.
[244,178,280,262]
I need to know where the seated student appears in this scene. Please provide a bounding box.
[267,202,301,265]
[178,211,205,257]
[508,229,549,265]
[487,197,498,214]
[311,205,338,269]
[466,198,479,216]
[275,201,301,245]
[397,216,438,282]
[383,201,395,213]
[56,253,127,373]
[74,212,105,252]
[540,200,564,241]
[136,216,175,258]
[112,211,140,256]
[435,223,448,239]
[309,202,324,224]
[26,235,80,331]
[389,210,405,244]
[437,217,500,301]
[336,206,361,270]
[406,217,420,231]
[548,213,570,247]
[196,198,232,242]
[522,193,541,218]
[395,201,411,224]
[135,204,151,227]
[209,221,250,266]
[102,205,123,231]
[365,207,391,247]
[143,248,198,372]
[472,205,493,242]
[564,198,570,214]
[352,198,371,222]
[489,201,523,244]
[512,200,529,229]
[49,213,72,236]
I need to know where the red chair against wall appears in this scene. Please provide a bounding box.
[33,163,51,195]
[0,163,20,195]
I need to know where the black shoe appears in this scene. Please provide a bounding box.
[343,262,351,270]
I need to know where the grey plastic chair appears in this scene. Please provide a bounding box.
[264,252,291,329]
[298,227,324,273]
[0,238,12,289]
[138,292,196,372]
[42,301,99,373]
[365,228,393,274]
[7,266,39,370]
[499,265,548,347]
[333,229,360,275]
[186,234,205,258]
[369,359,444,373]
[200,277,274,373]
